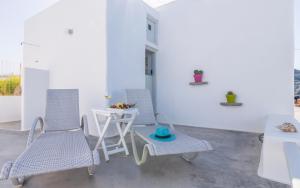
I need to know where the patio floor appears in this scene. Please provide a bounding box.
[0,126,288,188]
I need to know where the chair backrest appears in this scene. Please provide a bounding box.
[44,89,80,131]
[125,89,156,125]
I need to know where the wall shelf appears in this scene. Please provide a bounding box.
[220,102,243,106]
[189,81,208,86]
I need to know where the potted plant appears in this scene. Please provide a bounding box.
[193,70,204,83]
[226,91,236,104]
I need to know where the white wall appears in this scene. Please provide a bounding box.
[22,68,49,130]
[295,0,300,69]
[144,2,159,19]
[296,0,300,50]
[23,0,150,135]
[106,0,147,103]
[156,0,294,133]
[24,0,108,134]
[0,97,21,123]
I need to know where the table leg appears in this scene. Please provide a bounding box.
[116,114,136,146]
[101,139,109,161]
[94,116,112,161]
[116,122,129,156]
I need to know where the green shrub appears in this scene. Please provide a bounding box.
[0,76,21,96]
[194,70,204,75]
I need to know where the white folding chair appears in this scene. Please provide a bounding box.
[92,108,138,161]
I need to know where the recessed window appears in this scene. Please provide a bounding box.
[147,18,157,44]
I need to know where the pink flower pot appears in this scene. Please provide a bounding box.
[194,74,203,83]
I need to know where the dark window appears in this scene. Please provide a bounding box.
[148,24,152,31]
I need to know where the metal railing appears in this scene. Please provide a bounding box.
[0,60,21,77]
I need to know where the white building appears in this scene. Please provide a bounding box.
[22,0,294,135]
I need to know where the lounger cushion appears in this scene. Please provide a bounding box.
[45,89,81,131]
[9,130,95,178]
[126,89,156,125]
[134,126,213,156]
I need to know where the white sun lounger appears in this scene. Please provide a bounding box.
[0,89,100,186]
[125,89,213,165]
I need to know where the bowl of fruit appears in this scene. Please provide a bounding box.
[110,102,136,109]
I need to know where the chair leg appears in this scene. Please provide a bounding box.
[88,165,96,176]
[130,130,149,166]
[181,153,198,162]
[11,177,24,187]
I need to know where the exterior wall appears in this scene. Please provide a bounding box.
[23,0,149,135]
[296,0,300,69]
[23,0,107,134]
[106,0,147,103]
[296,0,300,50]
[156,0,294,132]
[21,68,49,130]
[144,3,159,22]
[0,97,21,123]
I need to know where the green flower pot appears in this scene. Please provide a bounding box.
[226,94,236,104]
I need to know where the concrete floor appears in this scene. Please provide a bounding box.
[0,126,288,188]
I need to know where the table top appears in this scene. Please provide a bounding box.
[92,108,139,116]
[105,108,139,114]
[265,115,300,142]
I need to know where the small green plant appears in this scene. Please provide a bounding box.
[226,91,235,96]
[194,70,203,75]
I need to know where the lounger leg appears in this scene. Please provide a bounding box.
[181,153,198,162]
[88,165,96,176]
[130,130,149,166]
[11,177,24,187]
